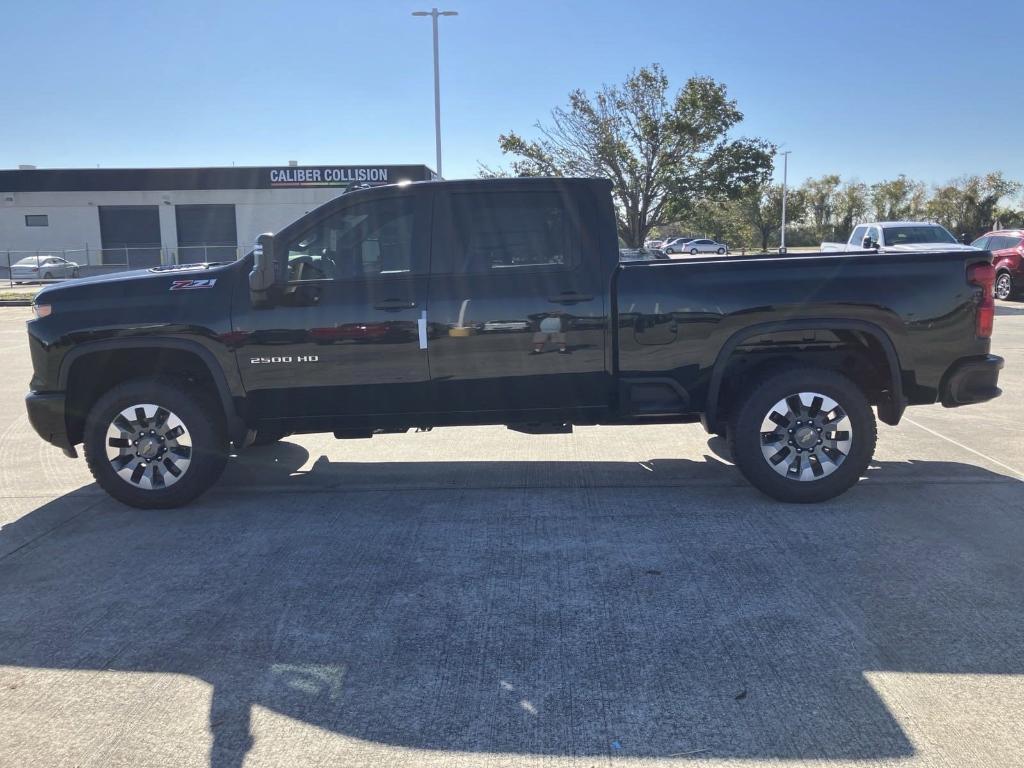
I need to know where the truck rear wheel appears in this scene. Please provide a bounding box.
[83,376,227,509]
[727,367,876,503]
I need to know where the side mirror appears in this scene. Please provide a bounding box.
[249,233,282,304]
[861,235,873,249]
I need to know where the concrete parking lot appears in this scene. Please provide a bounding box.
[0,303,1022,768]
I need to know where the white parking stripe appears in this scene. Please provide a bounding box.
[904,416,1024,480]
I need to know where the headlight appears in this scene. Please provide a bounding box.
[32,304,52,319]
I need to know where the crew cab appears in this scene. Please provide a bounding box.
[25,178,1003,508]
[821,221,977,253]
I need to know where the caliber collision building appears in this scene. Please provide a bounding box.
[0,163,435,270]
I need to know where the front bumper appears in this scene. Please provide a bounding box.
[25,391,77,457]
[940,355,1004,407]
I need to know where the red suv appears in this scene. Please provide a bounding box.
[972,230,1024,300]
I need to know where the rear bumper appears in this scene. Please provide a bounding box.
[25,391,77,457]
[940,355,1004,407]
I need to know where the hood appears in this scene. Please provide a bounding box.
[33,261,243,303]
[883,243,979,253]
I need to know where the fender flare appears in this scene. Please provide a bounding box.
[703,318,905,432]
[58,337,247,441]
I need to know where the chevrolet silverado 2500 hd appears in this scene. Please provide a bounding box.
[25,178,1003,508]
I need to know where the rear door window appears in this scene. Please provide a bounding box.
[445,191,575,274]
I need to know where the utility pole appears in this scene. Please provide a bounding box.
[412,8,458,179]
[779,150,791,254]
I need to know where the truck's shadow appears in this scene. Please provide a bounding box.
[1,446,1022,767]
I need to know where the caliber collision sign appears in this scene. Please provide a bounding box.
[269,167,390,187]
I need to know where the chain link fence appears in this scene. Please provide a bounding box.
[0,245,247,287]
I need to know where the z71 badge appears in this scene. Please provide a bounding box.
[170,279,217,291]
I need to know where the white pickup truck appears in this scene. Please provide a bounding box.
[821,221,978,253]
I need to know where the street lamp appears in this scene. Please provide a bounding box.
[412,8,458,179]
[779,150,791,254]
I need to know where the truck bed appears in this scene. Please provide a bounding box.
[615,248,991,419]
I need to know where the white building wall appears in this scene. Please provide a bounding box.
[0,187,350,260]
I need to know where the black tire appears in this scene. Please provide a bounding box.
[84,376,227,509]
[689,247,698,255]
[727,367,876,503]
[43,272,53,280]
[666,247,676,254]
[716,247,725,255]
[995,271,1014,301]
[250,428,291,446]
[72,268,80,278]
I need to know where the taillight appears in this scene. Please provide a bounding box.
[968,262,995,338]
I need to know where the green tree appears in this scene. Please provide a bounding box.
[801,174,841,242]
[736,183,808,252]
[926,173,1023,240]
[833,180,870,239]
[870,175,927,220]
[993,205,1024,230]
[486,65,775,247]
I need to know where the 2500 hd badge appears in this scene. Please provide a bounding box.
[250,355,319,364]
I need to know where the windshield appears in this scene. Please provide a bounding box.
[883,225,957,246]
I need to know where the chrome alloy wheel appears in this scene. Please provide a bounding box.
[104,404,192,490]
[759,392,853,481]
[995,273,1012,301]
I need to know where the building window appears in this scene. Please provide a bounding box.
[25,214,49,227]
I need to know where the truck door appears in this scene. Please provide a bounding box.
[234,189,432,421]
[425,184,609,417]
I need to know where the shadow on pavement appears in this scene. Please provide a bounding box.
[1,447,1022,767]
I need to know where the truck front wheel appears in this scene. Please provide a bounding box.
[83,376,228,509]
[727,368,876,503]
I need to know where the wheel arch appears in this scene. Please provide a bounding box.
[703,319,905,434]
[59,338,246,446]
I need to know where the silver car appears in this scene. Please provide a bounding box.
[10,255,81,283]
[662,237,693,254]
[679,238,728,255]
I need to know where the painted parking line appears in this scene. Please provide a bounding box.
[904,416,1024,480]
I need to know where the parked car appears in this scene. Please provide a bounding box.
[662,237,694,254]
[10,255,80,283]
[644,240,664,250]
[679,238,728,255]
[26,177,1002,508]
[971,229,1024,300]
[821,222,977,253]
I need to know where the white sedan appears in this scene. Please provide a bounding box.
[678,239,728,255]
[10,256,81,283]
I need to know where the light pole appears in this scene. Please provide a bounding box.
[779,150,791,254]
[412,8,458,179]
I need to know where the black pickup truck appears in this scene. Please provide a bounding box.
[25,178,1003,508]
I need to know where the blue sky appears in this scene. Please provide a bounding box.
[3,0,1023,189]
